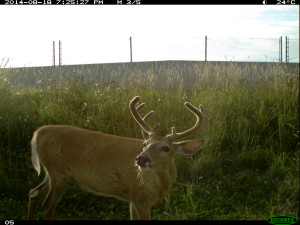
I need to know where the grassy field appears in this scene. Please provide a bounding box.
[0,62,298,220]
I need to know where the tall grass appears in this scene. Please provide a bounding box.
[0,62,298,220]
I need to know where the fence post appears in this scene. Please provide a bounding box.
[205,35,207,62]
[59,40,62,66]
[130,36,133,63]
[53,41,55,66]
[279,36,282,62]
[285,36,289,63]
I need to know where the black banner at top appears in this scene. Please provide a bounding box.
[1,0,299,5]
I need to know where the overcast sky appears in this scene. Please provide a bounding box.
[0,5,299,67]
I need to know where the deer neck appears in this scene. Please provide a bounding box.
[136,159,177,202]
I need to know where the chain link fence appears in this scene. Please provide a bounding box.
[289,38,300,63]
[207,37,282,62]
[1,36,298,68]
[131,36,299,63]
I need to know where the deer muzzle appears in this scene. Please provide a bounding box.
[135,154,151,169]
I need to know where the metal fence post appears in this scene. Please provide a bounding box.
[205,35,207,62]
[53,41,55,66]
[130,36,133,63]
[285,36,289,63]
[279,36,282,62]
[59,40,62,66]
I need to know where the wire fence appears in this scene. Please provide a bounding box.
[207,37,282,62]
[3,36,298,68]
[130,36,299,63]
[289,38,299,63]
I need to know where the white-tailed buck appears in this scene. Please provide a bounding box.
[28,96,205,220]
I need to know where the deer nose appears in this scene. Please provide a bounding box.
[135,155,150,167]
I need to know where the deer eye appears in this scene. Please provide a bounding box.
[161,146,170,152]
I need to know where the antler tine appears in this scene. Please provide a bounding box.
[136,103,145,111]
[129,96,157,135]
[138,111,160,139]
[167,102,205,141]
[143,111,160,131]
[199,104,204,114]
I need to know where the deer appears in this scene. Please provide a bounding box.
[27,96,205,220]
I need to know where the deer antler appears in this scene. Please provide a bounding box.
[129,96,159,136]
[167,102,204,141]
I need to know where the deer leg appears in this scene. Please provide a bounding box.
[130,202,139,220]
[43,177,70,220]
[28,175,50,220]
[130,202,151,220]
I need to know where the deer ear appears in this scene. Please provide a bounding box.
[174,140,204,155]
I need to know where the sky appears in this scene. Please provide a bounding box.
[0,5,299,68]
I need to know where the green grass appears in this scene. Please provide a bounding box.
[0,62,298,220]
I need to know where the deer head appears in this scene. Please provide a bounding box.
[129,96,205,173]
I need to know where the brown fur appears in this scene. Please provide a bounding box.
[28,97,204,220]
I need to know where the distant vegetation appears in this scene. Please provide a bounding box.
[0,61,298,220]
